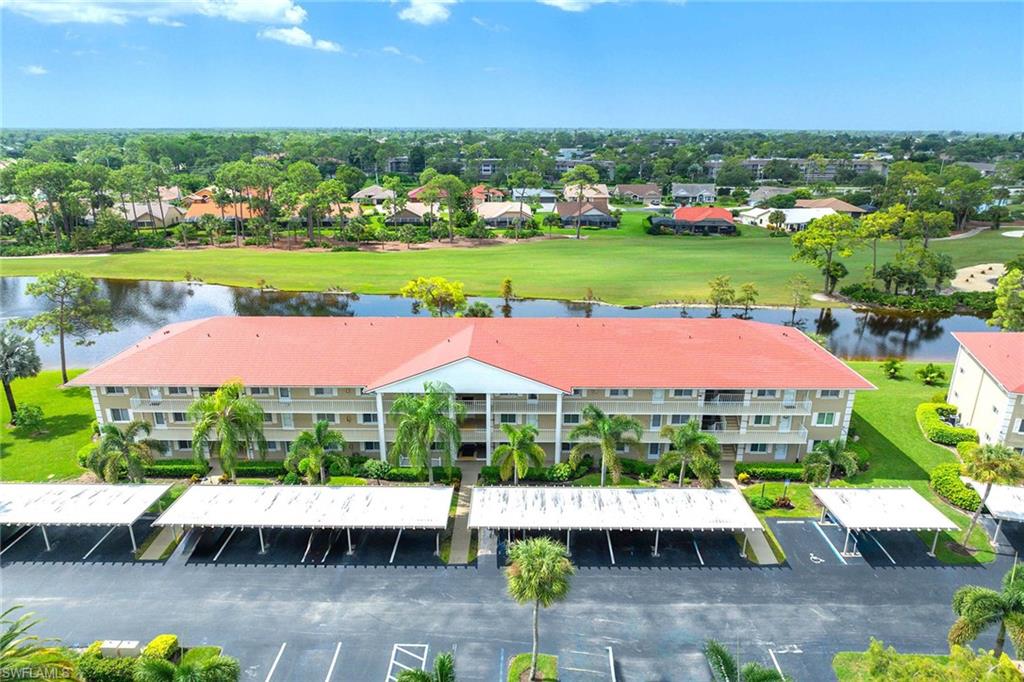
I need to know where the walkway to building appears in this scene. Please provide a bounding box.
[448,461,483,565]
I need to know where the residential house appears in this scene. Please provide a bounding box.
[510,188,557,211]
[472,158,502,179]
[115,201,186,229]
[748,186,792,206]
[957,162,997,178]
[475,201,532,228]
[651,207,736,235]
[157,186,183,202]
[738,207,773,226]
[470,185,505,206]
[671,183,717,206]
[352,185,396,206]
[613,183,662,205]
[743,207,837,232]
[562,183,611,205]
[184,196,254,223]
[0,201,38,223]
[947,332,1024,454]
[555,201,618,228]
[320,202,362,226]
[70,316,873,468]
[384,202,434,226]
[795,198,867,218]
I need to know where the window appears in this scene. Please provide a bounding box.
[104,386,125,395]
[571,388,584,397]
[815,412,837,427]
[818,389,841,399]
[527,393,538,402]
[281,414,294,429]
[172,412,187,423]
[752,415,772,426]
[360,413,378,424]
[363,441,380,452]
[524,414,539,427]
[109,408,130,422]
[755,389,777,398]
[606,388,631,397]
[278,387,291,401]
[313,387,337,397]
[652,389,665,403]
[263,413,274,424]
[249,386,271,396]
[315,413,337,424]
[748,443,769,454]
[561,442,572,453]
[168,386,189,395]
[647,443,661,459]
[563,413,580,425]
[148,387,163,403]
[266,441,279,452]
[670,414,690,425]
[499,413,517,424]
[176,440,193,451]
[153,413,167,428]
[616,443,629,454]
[672,389,695,398]
[650,414,663,429]
[1016,420,1024,435]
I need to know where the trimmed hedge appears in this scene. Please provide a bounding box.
[479,454,594,485]
[76,654,136,682]
[956,441,979,458]
[142,634,179,660]
[366,465,463,484]
[735,462,804,481]
[619,457,655,478]
[144,460,209,478]
[915,403,978,446]
[930,463,981,511]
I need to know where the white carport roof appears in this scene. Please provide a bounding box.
[812,487,957,531]
[154,485,454,530]
[467,486,762,531]
[0,483,170,527]
[964,479,1024,523]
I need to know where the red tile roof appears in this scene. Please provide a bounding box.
[0,201,37,222]
[68,317,873,392]
[672,206,734,223]
[953,332,1024,393]
[470,184,504,199]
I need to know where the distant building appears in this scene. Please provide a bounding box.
[613,183,662,205]
[562,183,611,205]
[116,201,185,229]
[705,158,888,183]
[555,201,618,228]
[957,161,997,178]
[748,186,792,205]
[671,183,717,205]
[510,188,557,210]
[470,185,505,206]
[741,207,837,232]
[794,198,867,218]
[386,156,411,175]
[384,202,435,226]
[352,184,396,206]
[475,201,532,227]
[650,206,736,235]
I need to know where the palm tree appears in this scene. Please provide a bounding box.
[960,444,1024,547]
[494,423,546,485]
[948,568,1024,659]
[188,380,268,480]
[506,537,574,682]
[568,404,642,486]
[703,639,789,682]
[0,326,41,420]
[801,439,858,488]
[0,606,75,680]
[396,652,455,682]
[86,420,167,483]
[655,420,720,488]
[389,381,465,484]
[134,652,241,682]
[286,419,346,485]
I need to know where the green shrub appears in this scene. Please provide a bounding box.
[282,472,302,485]
[749,495,775,511]
[12,404,44,433]
[328,457,351,476]
[547,462,573,482]
[619,457,655,478]
[233,462,287,477]
[915,403,978,446]
[142,634,179,660]
[144,459,209,478]
[78,443,98,467]
[839,284,996,315]
[956,441,979,458]
[930,463,981,511]
[915,363,947,386]
[76,654,137,682]
[735,462,804,481]
[361,460,390,481]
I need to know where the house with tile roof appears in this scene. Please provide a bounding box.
[613,183,662,205]
[554,201,618,228]
[650,206,736,235]
[795,198,867,217]
[69,316,873,467]
[948,332,1024,453]
[671,183,717,206]
[475,201,531,227]
[470,185,505,206]
[352,184,396,206]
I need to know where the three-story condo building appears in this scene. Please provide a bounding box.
[69,317,874,469]
[947,332,1024,454]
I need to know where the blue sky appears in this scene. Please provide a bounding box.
[2,1,1021,131]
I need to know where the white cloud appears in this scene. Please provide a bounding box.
[3,0,307,25]
[258,26,341,52]
[22,64,48,75]
[381,45,424,64]
[397,0,456,25]
[537,0,618,11]
[147,16,185,27]
[471,16,507,32]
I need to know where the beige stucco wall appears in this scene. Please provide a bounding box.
[947,347,1022,449]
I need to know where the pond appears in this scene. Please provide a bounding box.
[0,276,994,369]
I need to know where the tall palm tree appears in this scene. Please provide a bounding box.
[801,439,858,488]
[506,537,574,682]
[0,606,75,680]
[0,326,41,420]
[703,639,789,682]
[948,568,1024,659]
[960,444,1024,546]
[286,419,346,485]
[86,420,167,483]
[656,420,720,488]
[494,423,546,485]
[134,652,241,682]
[389,381,465,484]
[396,652,455,682]
[568,404,642,486]
[188,380,267,480]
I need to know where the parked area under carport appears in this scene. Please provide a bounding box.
[811,487,958,561]
[468,486,762,566]
[153,485,454,564]
[0,483,169,560]
[964,479,1024,549]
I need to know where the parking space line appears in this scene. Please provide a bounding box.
[692,539,705,566]
[82,526,117,560]
[812,522,847,565]
[395,645,427,662]
[768,649,784,677]
[324,642,341,681]
[264,642,287,682]
[776,520,805,524]
[212,528,238,563]
[386,643,428,682]
[866,532,896,565]
[0,526,34,556]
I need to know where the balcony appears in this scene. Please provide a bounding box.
[131,396,378,414]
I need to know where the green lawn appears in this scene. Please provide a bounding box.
[328,475,368,486]
[507,653,558,682]
[0,370,92,481]
[741,481,816,517]
[3,215,1014,306]
[832,650,948,681]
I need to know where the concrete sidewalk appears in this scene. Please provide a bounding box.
[447,485,474,564]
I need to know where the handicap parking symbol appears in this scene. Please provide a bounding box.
[808,552,826,564]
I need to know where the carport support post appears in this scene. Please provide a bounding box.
[652,529,660,558]
[566,529,571,556]
[929,530,940,557]
[741,534,749,559]
[842,528,851,555]
[993,519,1004,545]
[128,524,137,553]
[40,526,51,552]
[435,532,440,557]
[258,528,266,554]
[819,505,827,524]
[346,528,353,555]
[375,392,388,462]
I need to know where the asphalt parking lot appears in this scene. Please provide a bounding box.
[767,517,948,569]
[0,516,156,565]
